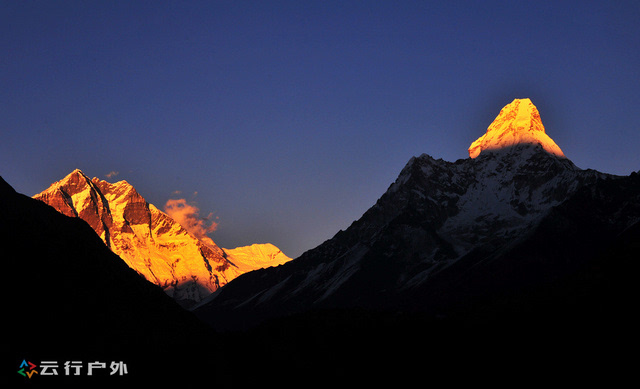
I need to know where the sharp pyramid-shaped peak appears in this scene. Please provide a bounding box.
[36,168,93,198]
[468,98,566,159]
[39,169,134,198]
[60,168,91,185]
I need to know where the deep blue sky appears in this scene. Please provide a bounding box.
[2,1,639,258]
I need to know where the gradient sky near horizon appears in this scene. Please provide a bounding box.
[2,1,639,258]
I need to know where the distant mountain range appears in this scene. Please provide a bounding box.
[6,98,638,385]
[33,170,291,307]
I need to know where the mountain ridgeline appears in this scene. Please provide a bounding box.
[195,99,639,338]
[6,98,638,384]
[33,171,291,308]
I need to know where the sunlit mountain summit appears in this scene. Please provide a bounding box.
[196,98,639,336]
[469,98,565,158]
[34,170,291,308]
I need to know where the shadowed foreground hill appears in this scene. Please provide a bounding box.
[2,176,219,384]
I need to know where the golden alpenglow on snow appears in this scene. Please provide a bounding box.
[34,169,292,308]
[468,98,565,159]
[222,243,292,274]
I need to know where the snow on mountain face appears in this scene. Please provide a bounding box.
[468,98,565,159]
[398,147,600,287]
[34,170,291,307]
[223,243,292,274]
[196,98,617,327]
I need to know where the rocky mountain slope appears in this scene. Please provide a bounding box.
[195,98,640,333]
[34,170,291,307]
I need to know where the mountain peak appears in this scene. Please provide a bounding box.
[34,169,293,307]
[468,98,565,159]
[60,168,90,184]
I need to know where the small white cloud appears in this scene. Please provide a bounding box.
[164,198,219,248]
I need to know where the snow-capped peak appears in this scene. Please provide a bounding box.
[468,98,565,159]
[34,170,293,308]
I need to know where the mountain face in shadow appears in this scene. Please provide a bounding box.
[197,147,638,328]
[193,100,639,382]
[188,99,640,384]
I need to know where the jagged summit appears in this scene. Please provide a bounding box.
[34,169,292,307]
[468,98,565,159]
